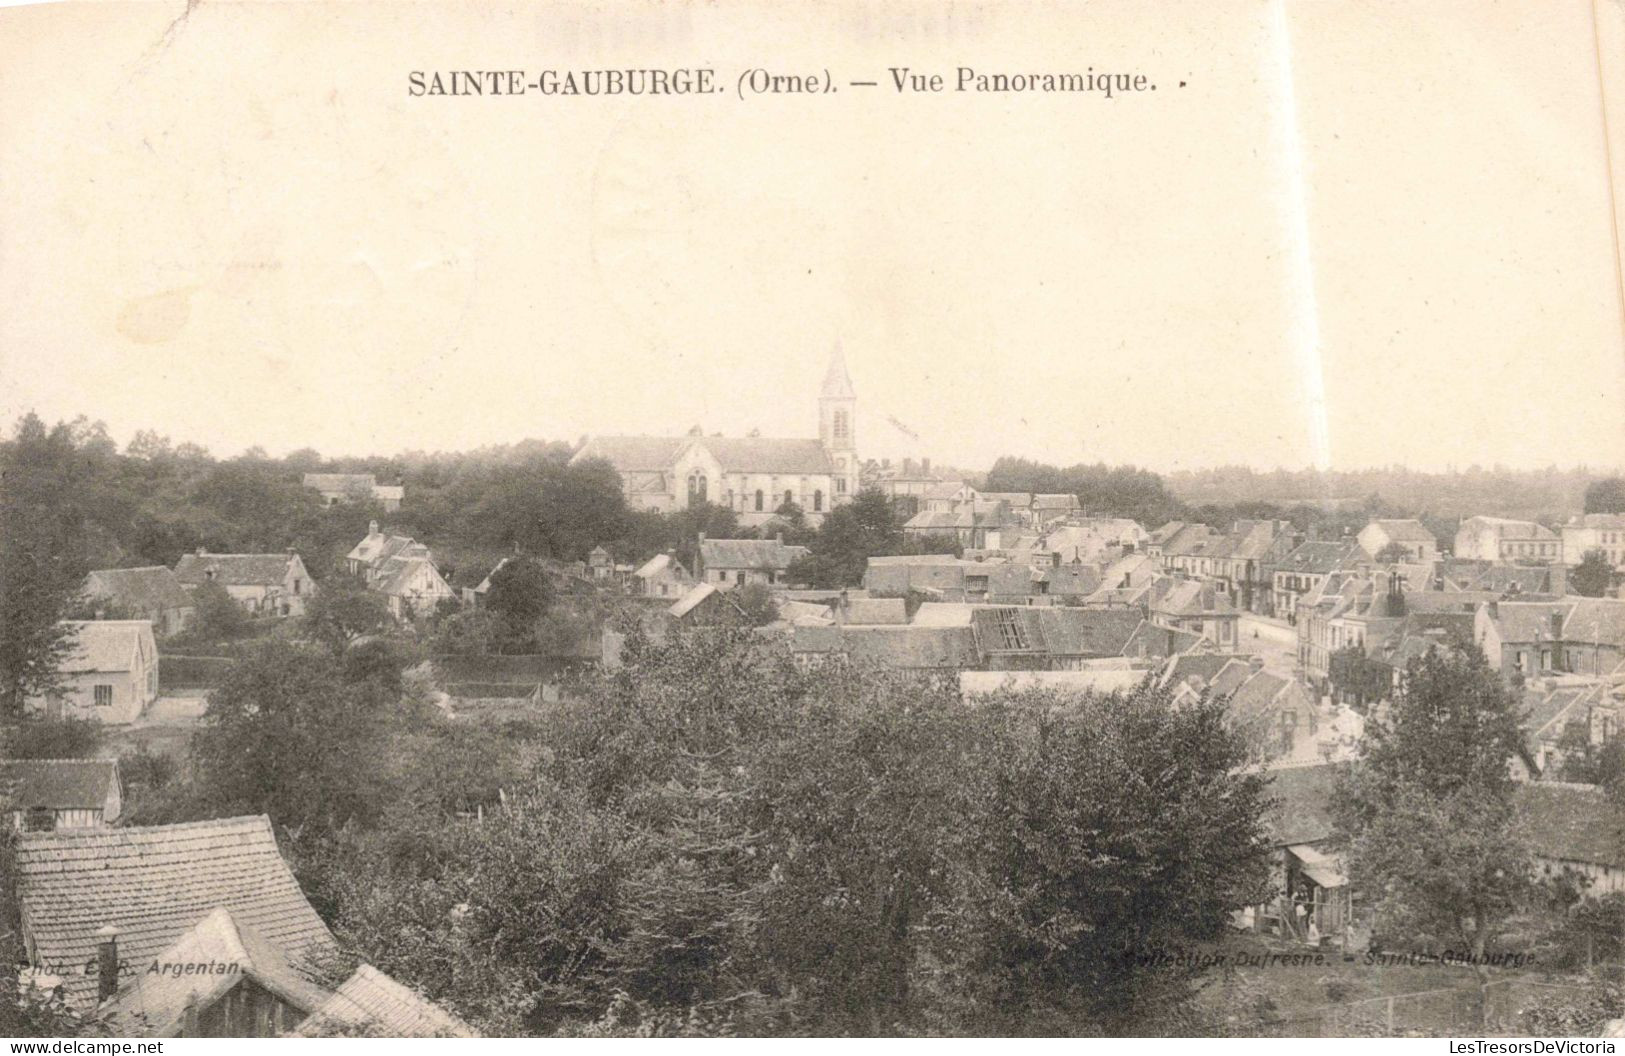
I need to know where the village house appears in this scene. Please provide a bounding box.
[1243,762,1355,948]
[866,457,943,512]
[301,472,404,512]
[81,566,195,637]
[101,907,333,1037]
[1476,597,1625,684]
[1454,516,1560,563]
[1561,513,1625,574]
[174,550,315,618]
[1516,781,1624,896]
[1271,539,1361,622]
[1148,578,1239,649]
[967,606,1146,671]
[696,536,810,589]
[1356,518,1439,564]
[571,348,859,524]
[1437,558,1568,596]
[25,621,158,725]
[345,522,456,619]
[631,552,695,598]
[920,480,977,513]
[903,506,1020,549]
[1520,673,1623,775]
[1120,619,1208,659]
[668,582,747,623]
[14,814,334,1015]
[790,623,981,672]
[1195,520,1297,615]
[1153,522,1219,574]
[1,758,122,832]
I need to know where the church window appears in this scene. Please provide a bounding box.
[837,477,848,494]
[813,489,823,512]
[833,409,849,440]
[755,490,764,512]
[687,473,708,505]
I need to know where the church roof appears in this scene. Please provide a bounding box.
[694,437,834,475]
[571,436,687,472]
[821,345,855,399]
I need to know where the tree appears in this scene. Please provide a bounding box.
[731,582,779,627]
[484,557,554,650]
[1375,541,1411,564]
[0,414,89,716]
[192,640,414,835]
[1332,649,1534,977]
[190,579,251,640]
[1583,477,1625,515]
[303,575,393,654]
[1570,549,1614,598]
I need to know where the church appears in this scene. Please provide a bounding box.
[571,348,859,526]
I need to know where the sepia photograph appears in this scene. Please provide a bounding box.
[0,0,1622,1043]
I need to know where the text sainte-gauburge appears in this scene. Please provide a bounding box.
[407,66,1161,99]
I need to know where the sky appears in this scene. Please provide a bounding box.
[1,0,1622,473]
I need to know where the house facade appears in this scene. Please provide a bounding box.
[2,758,122,832]
[1357,519,1438,564]
[696,537,809,589]
[173,551,315,617]
[1561,513,1625,572]
[25,621,158,725]
[345,523,456,619]
[302,473,404,512]
[1454,516,1559,562]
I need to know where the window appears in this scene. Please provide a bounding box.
[22,808,55,833]
[784,490,793,508]
[293,578,301,595]
[93,684,113,708]
[736,571,746,586]
[833,409,849,440]
[755,490,764,512]
[688,472,708,504]
[836,477,847,494]
[813,489,823,512]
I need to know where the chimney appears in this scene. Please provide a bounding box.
[921,458,932,476]
[1249,655,1266,672]
[1549,564,1568,596]
[95,925,120,1003]
[902,457,916,476]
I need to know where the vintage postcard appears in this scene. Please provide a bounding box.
[0,0,1622,1043]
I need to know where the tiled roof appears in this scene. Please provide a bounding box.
[1122,620,1205,659]
[1516,782,1624,867]
[0,759,119,812]
[1151,579,1237,618]
[1461,516,1558,541]
[960,668,1149,699]
[1277,540,1361,576]
[1262,762,1350,846]
[16,815,334,1011]
[842,598,909,625]
[299,964,477,1038]
[1032,493,1081,510]
[1032,608,1145,657]
[174,553,296,588]
[83,568,193,614]
[1489,601,1574,644]
[1367,519,1436,544]
[1161,652,1248,689]
[792,624,979,668]
[54,621,152,674]
[104,907,331,1036]
[1568,513,1625,531]
[302,473,375,491]
[1561,598,1625,649]
[1229,670,1290,715]
[695,437,834,475]
[571,436,686,472]
[700,538,807,571]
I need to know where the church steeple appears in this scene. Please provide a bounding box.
[821,342,856,400]
[818,342,858,502]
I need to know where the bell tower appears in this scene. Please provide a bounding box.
[819,343,858,500]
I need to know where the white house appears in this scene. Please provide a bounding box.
[173,550,316,617]
[25,621,158,724]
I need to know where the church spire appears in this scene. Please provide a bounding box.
[821,341,856,400]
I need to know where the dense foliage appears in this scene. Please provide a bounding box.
[115,626,1273,1036]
